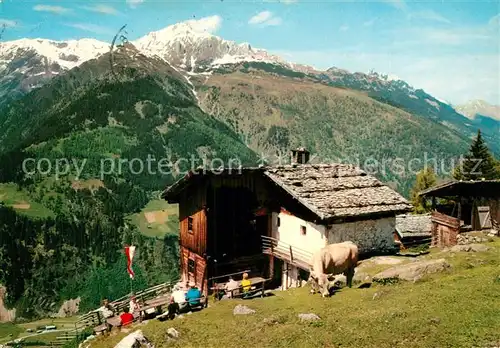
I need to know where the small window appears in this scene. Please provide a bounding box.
[300,225,306,236]
[187,216,193,234]
[188,258,196,274]
[277,217,281,227]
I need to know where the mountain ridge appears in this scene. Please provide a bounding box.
[455,99,500,121]
[1,17,498,156]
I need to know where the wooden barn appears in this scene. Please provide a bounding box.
[419,180,500,247]
[161,149,411,294]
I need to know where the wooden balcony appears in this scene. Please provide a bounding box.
[261,235,313,271]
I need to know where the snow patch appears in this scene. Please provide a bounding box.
[1,38,109,70]
[425,98,440,110]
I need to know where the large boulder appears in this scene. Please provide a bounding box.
[450,244,490,253]
[373,259,451,283]
[114,330,154,348]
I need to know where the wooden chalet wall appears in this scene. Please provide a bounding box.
[178,177,208,294]
[206,172,274,276]
[175,170,334,292]
[431,211,460,248]
[488,199,500,232]
[180,247,207,295]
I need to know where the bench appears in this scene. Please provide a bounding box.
[212,277,268,300]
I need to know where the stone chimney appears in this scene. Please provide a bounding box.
[290,147,310,165]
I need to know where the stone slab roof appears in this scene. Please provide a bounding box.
[162,163,412,221]
[264,164,411,220]
[395,214,432,238]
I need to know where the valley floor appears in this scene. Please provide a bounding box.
[72,241,500,348]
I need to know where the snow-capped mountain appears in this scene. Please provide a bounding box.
[0,16,497,156]
[455,100,500,121]
[0,18,315,104]
[132,20,288,72]
[0,38,109,104]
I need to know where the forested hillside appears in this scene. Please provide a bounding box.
[197,65,472,195]
[0,44,258,318]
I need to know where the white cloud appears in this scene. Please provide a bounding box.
[409,10,450,24]
[248,11,282,27]
[184,15,222,34]
[0,19,17,27]
[339,25,349,32]
[33,5,72,15]
[66,23,113,34]
[249,11,273,25]
[264,17,283,26]
[80,5,119,15]
[126,0,144,9]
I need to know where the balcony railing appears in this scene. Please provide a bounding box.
[261,235,313,270]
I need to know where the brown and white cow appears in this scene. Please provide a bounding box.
[308,241,359,297]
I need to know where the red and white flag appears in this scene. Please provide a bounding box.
[124,245,136,279]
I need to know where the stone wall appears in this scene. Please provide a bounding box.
[327,217,397,255]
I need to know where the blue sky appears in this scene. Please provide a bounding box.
[1,0,499,105]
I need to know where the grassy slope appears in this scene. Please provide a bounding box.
[0,317,78,344]
[91,239,500,348]
[0,183,53,218]
[126,199,179,238]
[0,323,23,343]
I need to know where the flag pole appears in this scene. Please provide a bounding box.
[125,245,136,296]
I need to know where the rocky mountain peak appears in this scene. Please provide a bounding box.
[455,100,500,121]
[132,18,286,72]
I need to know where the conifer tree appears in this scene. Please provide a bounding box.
[453,130,499,181]
[410,167,437,213]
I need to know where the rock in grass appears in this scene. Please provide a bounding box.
[114,330,154,348]
[429,318,441,325]
[166,328,179,339]
[298,313,321,322]
[233,305,255,315]
[373,259,451,283]
[263,315,286,325]
[450,244,490,253]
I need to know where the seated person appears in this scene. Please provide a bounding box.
[224,277,239,298]
[166,297,180,320]
[129,294,140,314]
[98,298,115,319]
[241,273,252,294]
[185,282,202,308]
[119,307,134,327]
[172,285,188,311]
